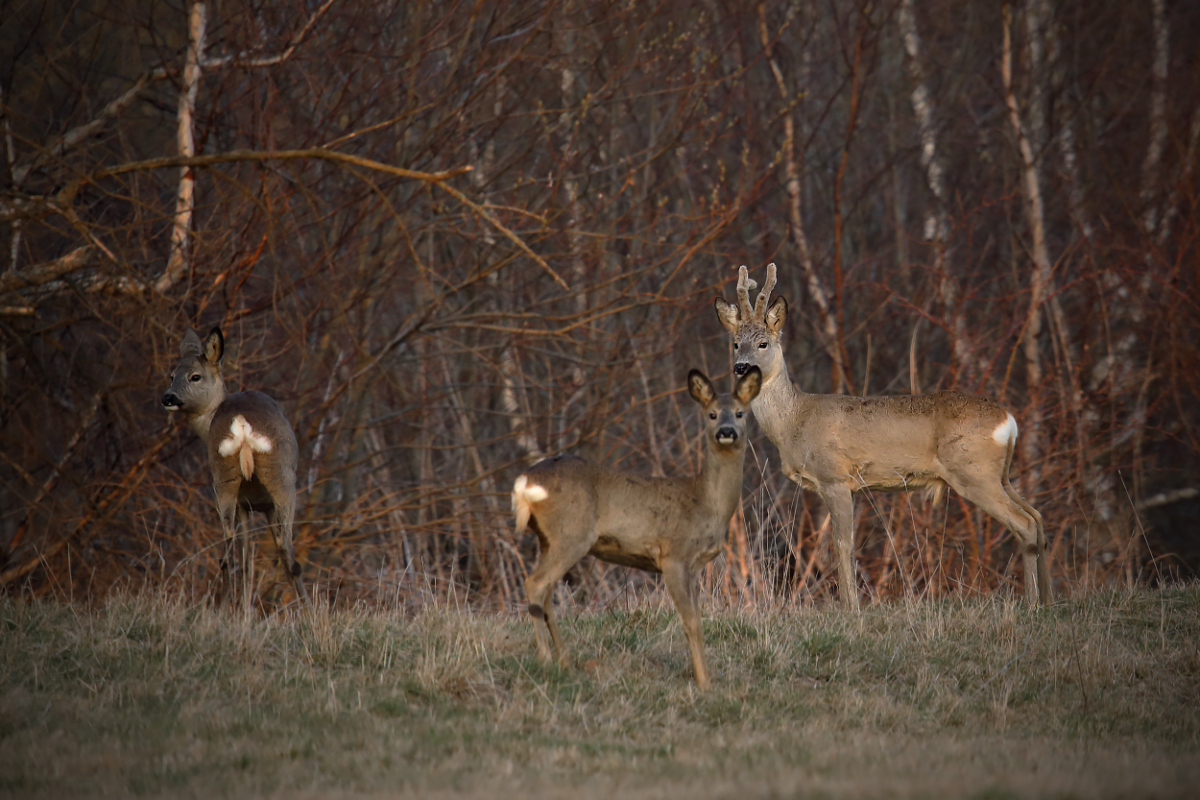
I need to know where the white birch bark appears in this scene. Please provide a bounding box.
[1141,0,1169,236]
[1055,100,1092,242]
[155,1,207,294]
[1023,0,1049,163]
[897,0,976,378]
[1085,0,1170,519]
[558,18,590,446]
[1157,106,1200,247]
[759,6,844,391]
[1002,3,1056,494]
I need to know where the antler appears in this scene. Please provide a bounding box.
[735,265,756,319]
[752,263,777,320]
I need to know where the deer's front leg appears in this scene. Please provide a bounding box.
[820,484,860,612]
[663,559,709,689]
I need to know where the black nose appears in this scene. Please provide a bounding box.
[161,392,179,407]
[733,362,749,376]
[716,426,738,441]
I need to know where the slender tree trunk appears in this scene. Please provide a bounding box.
[156,1,207,294]
[1141,0,1169,237]
[898,0,975,380]
[759,4,844,392]
[1002,3,1057,495]
[2,84,19,274]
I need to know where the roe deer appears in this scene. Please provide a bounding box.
[714,264,1051,609]
[512,368,762,688]
[162,327,311,609]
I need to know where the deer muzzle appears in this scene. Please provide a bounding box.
[161,392,182,411]
[715,426,738,445]
[733,362,750,376]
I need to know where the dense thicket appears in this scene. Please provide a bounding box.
[2,0,1197,606]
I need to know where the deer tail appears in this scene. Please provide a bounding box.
[217,414,274,481]
[239,443,255,482]
[511,474,548,534]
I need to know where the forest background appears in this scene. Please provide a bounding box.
[2,0,1198,609]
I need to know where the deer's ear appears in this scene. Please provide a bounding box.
[735,366,762,405]
[714,297,739,334]
[765,295,787,334]
[202,327,225,364]
[687,369,716,406]
[180,328,203,357]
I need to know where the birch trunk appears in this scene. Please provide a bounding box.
[897,0,976,379]
[1141,0,1169,237]
[758,5,844,392]
[1002,3,1056,495]
[155,1,207,294]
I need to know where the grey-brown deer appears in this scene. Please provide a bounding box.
[511,368,762,688]
[162,327,311,609]
[714,264,1051,609]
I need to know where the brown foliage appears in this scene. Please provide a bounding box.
[1,0,1197,606]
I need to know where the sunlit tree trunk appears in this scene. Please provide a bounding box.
[759,4,844,392]
[156,1,207,294]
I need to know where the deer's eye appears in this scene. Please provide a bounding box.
[709,412,717,420]
[758,341,768,349]
[732,343,739,350]
[736,411,744,418]
[189,373,202,382]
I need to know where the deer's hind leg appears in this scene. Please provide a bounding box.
[1003,479,1051,603]
[267,487,311,611]
[524,515,594,668]
[945,472,1044,606]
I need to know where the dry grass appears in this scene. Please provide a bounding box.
[2,585,1199,798]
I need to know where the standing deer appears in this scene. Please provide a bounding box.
[162,327,311,609]
[511,368,762,688]
[714,264,1051,609]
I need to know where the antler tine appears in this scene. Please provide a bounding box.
[753,262,778,319]
[735,265,756,318]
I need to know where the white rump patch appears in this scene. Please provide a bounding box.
[511,474,548,506]
[217,415,274,456]
[991,413,1018,446]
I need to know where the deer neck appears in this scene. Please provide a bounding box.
[696,443,745,520]
[751,360,809,444]
[188,382,228,440]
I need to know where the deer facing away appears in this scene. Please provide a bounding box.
[714,264,1051,609]
[512,368,762,688]
[162,327,311,609]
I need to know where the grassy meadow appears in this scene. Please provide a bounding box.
[2,586,1199,799]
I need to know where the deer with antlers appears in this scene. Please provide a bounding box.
[162,327,311,610]
[714,264,1051,609]
[512,368,762,688]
